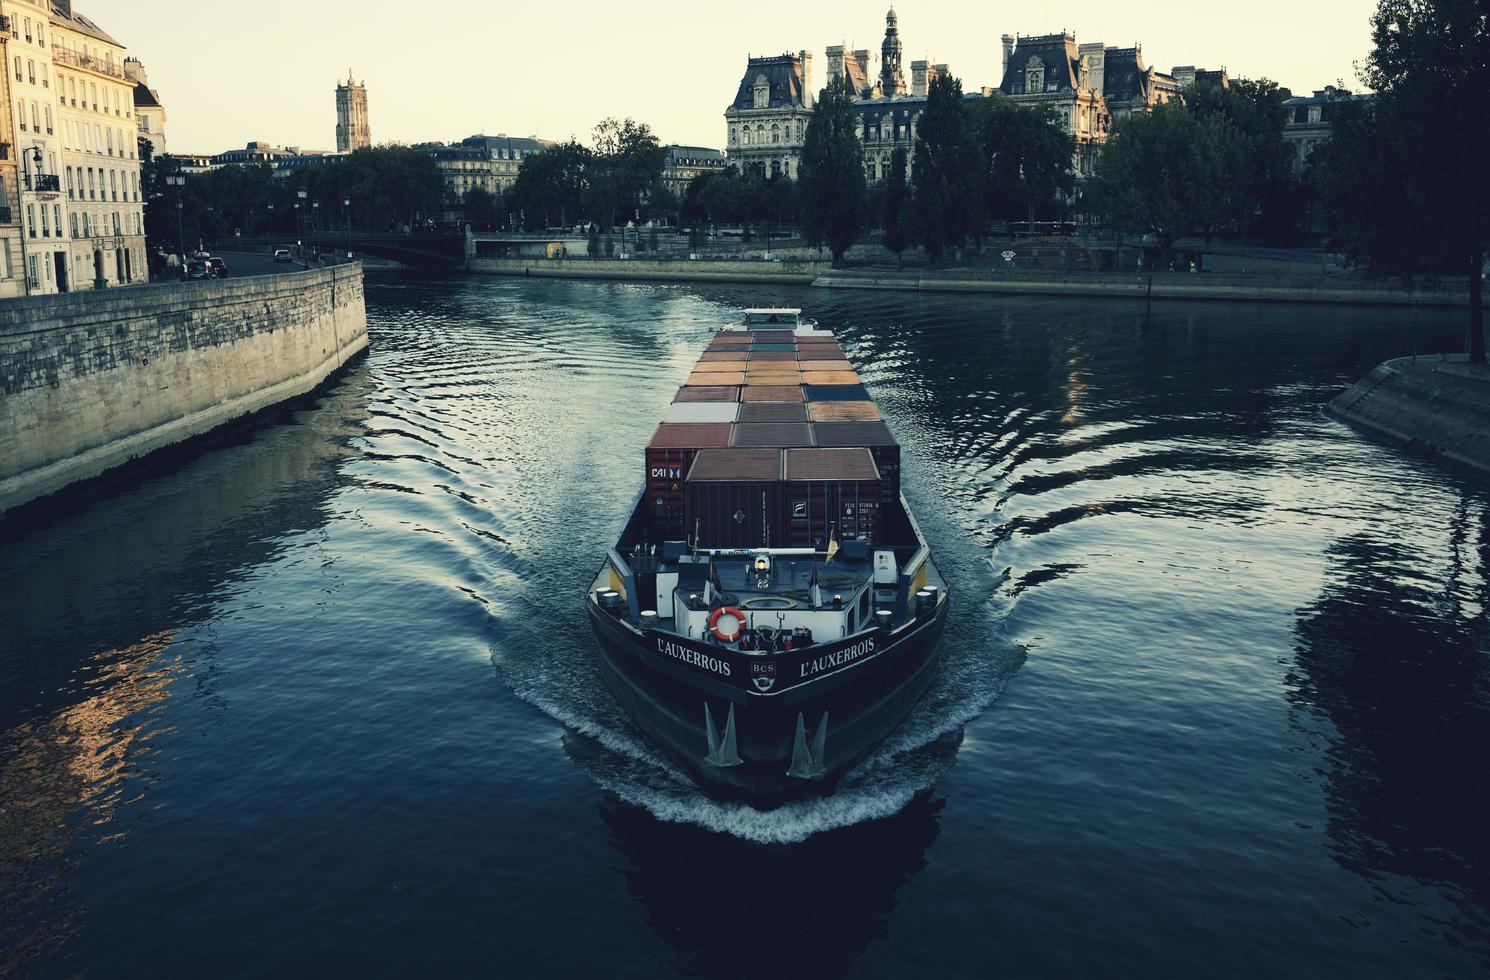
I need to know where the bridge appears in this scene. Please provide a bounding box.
[213,232,467,268]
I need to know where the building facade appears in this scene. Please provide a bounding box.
[125,56,163,156]
[423,134,554,225]
[724,50,814,179]
[0,6,27,295]
[661,144,726,198]
[51,0,146,288]
[2,0,67,292]
[335,71,369,153]
[1282,86,1368,177]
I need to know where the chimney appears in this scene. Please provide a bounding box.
[1001,34,1015,82]
[826,45,845,90]
[1078,42,1104,94]
[911,60,929,98]
[799,49,814,105]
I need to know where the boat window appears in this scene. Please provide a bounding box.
[859,587,871,622]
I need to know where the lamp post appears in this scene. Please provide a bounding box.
[344,197,352,258]
[296,188,308,268]
[267,202,275,235]
[165,172,186,263]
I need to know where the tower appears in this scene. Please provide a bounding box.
[335,71,371,153]
[879,7,906,98]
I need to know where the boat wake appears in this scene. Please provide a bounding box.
[492,591,1020,845]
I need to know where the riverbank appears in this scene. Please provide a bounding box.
[0,265,367,519]
[815,268,1488,307]
[1329,354,1490,478]
[468,256,828,285]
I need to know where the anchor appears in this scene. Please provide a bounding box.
[786,710,829,780]
[704,702,743,768]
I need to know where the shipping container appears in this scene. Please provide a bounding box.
[745,371,803,385]
[807,401,883,422]
[710,334,754,346]
[664,401,740,424]
[739,402,810,423]
[698,351,750,362]
[783,448,883,546]
[645,423,735,541]
[748,330,797,344]
[803,384,871,402]
[801,371,863,386]
[730,422,816,448]
[811,420,901,501]
[686,371,746,386]
[740,385,806,403]
[747,350,798,362]
[750,344,799,353]
[692,361,746,373]
[797,359,852,371]
[683,448,785,549]
[675,386,739,403]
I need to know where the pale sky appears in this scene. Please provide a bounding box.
[85,0,1375,154]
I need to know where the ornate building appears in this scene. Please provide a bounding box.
[661,144,726,198]
[424,134,555,224]
[125,57,164,157]
[724,50,813,180]
[335,71,370,153]
[0,5,26,295]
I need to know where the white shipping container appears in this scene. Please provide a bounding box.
[663,402,740,424]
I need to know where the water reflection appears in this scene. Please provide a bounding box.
[596,746,950,979]
[1291,504,1490,954]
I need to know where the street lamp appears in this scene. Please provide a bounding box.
[343,197,352,258]
[267,202,275,235]
[165,172,186,261]
[296,188,308,268]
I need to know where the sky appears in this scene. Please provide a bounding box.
[86,0,1377,154]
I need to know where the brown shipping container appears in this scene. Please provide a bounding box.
[692,361,745,373]
[730,422,816,447]
[675,386,739,403]
[710,334,753,346]
[741,385,805,403]
[683,449,785,549]
[811,420,901,502]
[801,371,862,386]
[698,351,750,362]
[797,359,851,371]
[797,344,844,357]
[783,448,882,546]
[808,401,883,421]
[645,424,736,540]
[749,331,796,344]
[749,352,799,363]
[745,371,802,385]
[687,371,746,386]
[739,402,809,422]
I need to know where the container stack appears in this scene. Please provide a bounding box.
[642,313,901,549]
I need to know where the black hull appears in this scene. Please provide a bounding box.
[588,600,948,804]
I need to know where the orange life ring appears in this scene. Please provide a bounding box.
[709,606,746,643]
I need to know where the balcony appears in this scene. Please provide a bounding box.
[32,174,61,193]
[52,46,123,80]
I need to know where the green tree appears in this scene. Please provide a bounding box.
[1185,78,1295,236]
[587,118,666,231]
[1087,100,1233,266]
[463,187,501,228]
[1318,0,1488,361]
[911,72,980,260]
[969,98,1075,233]
[512,139,591,229]
[882,145,912,263]
[799,73,867,264]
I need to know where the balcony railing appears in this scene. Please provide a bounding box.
[32,173,60,193]
[51,46,123,80]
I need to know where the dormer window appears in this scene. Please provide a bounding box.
[752,74,770,110]
[1026,57,1045,95]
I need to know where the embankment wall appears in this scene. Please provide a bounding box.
[467,257,828,285]
[0,265,367,515]
[1328,355,1490,479]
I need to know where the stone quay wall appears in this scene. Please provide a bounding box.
[0,265,368,515]
[468,256,828,285]
[1329,355,1490,480]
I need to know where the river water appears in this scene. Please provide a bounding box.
[2,277,1486,977]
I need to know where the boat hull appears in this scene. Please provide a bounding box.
[587,596,948,804]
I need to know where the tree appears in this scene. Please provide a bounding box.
[463,188,501,229]
[587,118,666,231]
[883,145,911,263]
[968,97,1075,233]
[1186,78,1295,237]
[799,73,867,264]
[1318,0,1488,361]
[1086,100,1234,266]
[910,72,980,260]
[512,139,591,229]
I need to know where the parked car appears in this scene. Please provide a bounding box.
[208,257,230,278]
[273,249,292,263]
[183,259,212,280]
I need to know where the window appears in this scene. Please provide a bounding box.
[729,126,736,145]
[26,204,35,239]
[113,212,120,235]
[70,212,78,237]
[26,59,34,84]
[40,203,49,236]
[110,171,117,200]
[66,167,73,198]
[107,128,113,155]
[53,204,61,236]
[87,169,95,199]
[44,104,51,134]
[13,57,19,82]
[1025,57,1045,94]
[771,123,780,144]
[867,161,877,181]
[27,254,39,291]
[796,120,803,141]
[30,102,38,132]
[17,101,26,131]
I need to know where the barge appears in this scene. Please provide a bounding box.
[587,309,949,803]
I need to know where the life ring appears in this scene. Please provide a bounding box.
[709,606,747,643]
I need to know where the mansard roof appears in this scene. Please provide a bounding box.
[50,2,122,47]
[731,55,808,110]
[999,34,1082,95]
[852,92,984,127]
[1102,47,1151,103]
[132,81,160,109]
[665,145,726,165]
